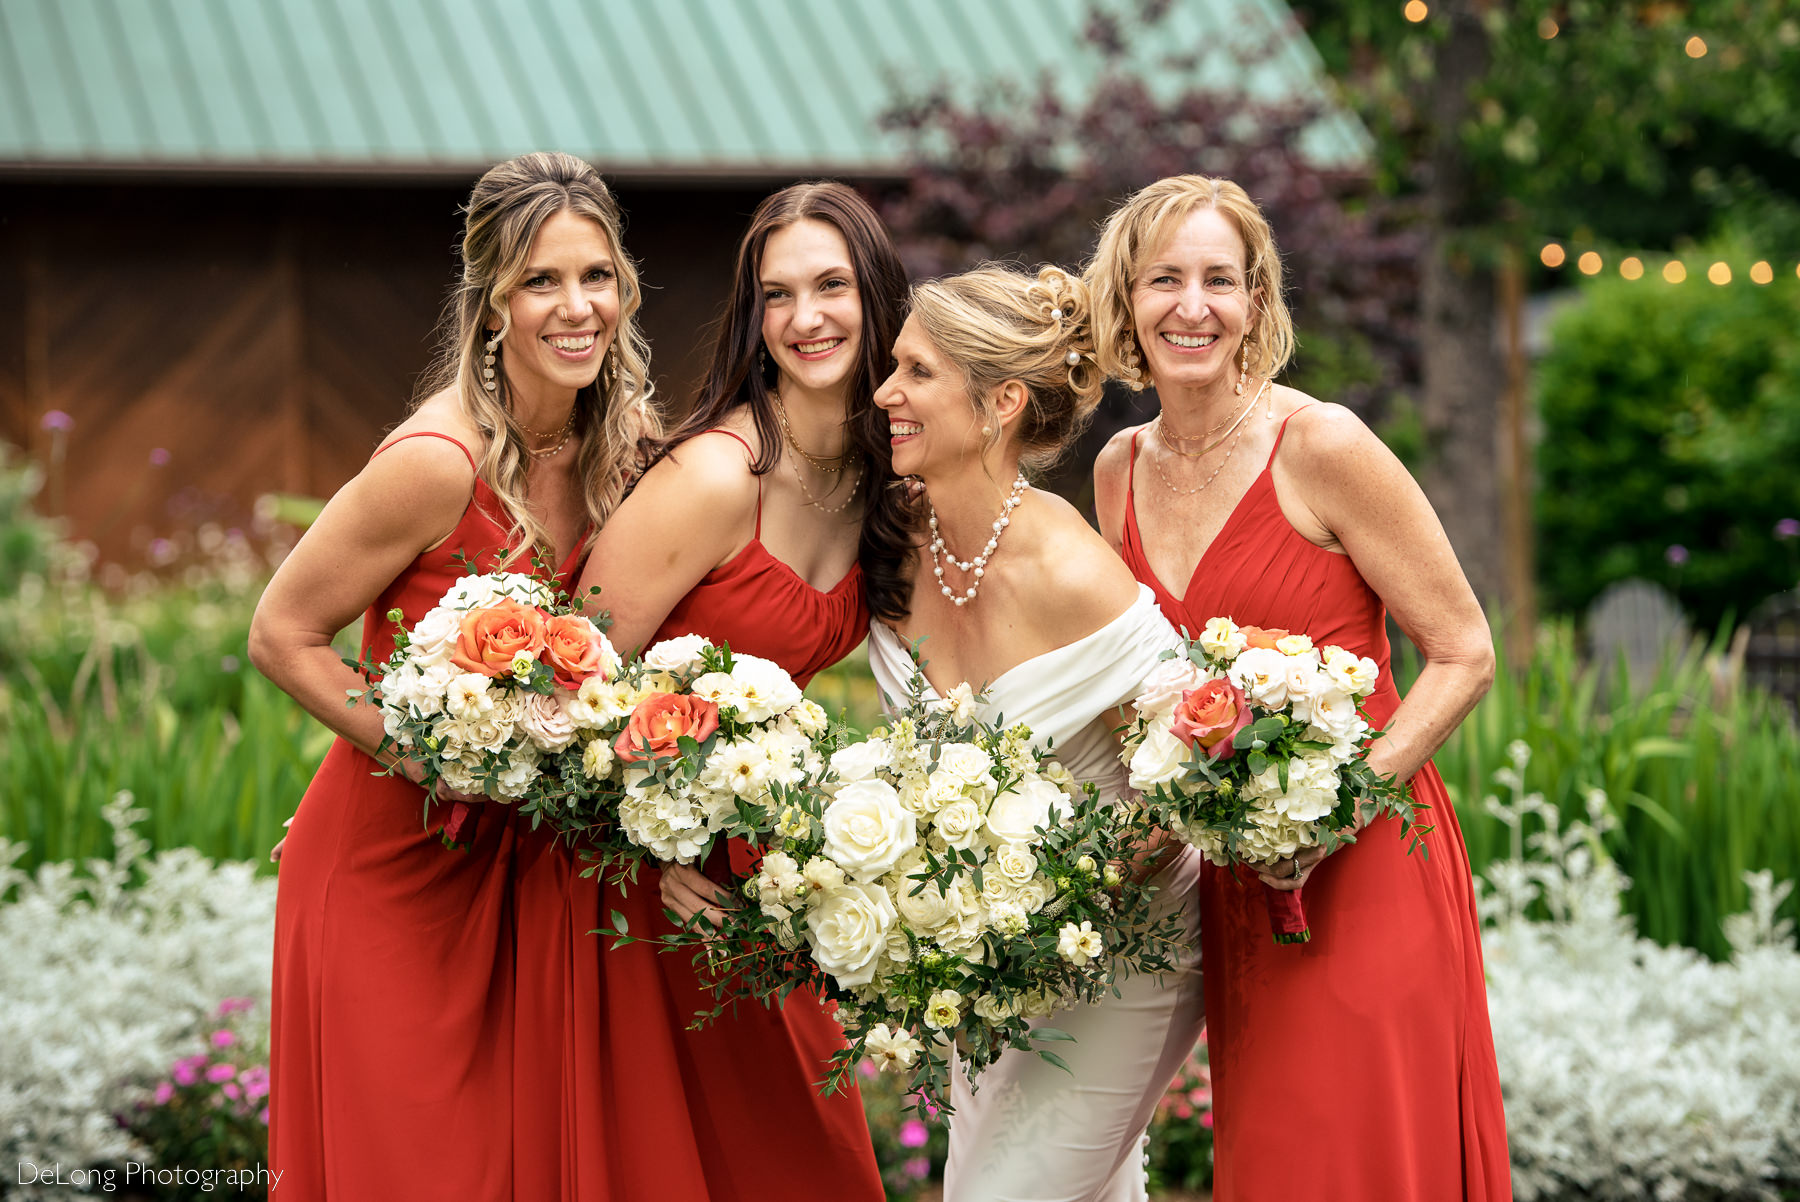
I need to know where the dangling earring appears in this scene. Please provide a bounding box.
[1235,339,1249,397]
[483,333,500,393]
[1121,336,1146,392]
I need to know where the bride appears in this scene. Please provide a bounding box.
[867,264,1206,1201]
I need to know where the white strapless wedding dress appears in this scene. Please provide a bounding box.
[867,584,1206,1202]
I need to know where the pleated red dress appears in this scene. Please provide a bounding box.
[1118,413,1512,1201]
[511,429,884,1201]
[271,431,584,1201]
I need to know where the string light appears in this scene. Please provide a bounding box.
[1708,261,1732,285]
[1750,261,1774,285]
[1541,242,1567,268]
[1577,252,1602,275]
[1620,257,1645,280]
[1663,261,1688,283]
[1539,240,1797,286]
[1403,1,1428,22]
[1538,17,1559,38]
[1686,35,1708,58]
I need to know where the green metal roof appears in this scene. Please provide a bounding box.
[0,0,1363,177]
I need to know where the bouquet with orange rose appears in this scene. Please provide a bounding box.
[519,634,839,884]
[1121,617,1428,943]
[352,569,619,845]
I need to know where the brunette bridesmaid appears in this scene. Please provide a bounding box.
[511,181,907,1201]
[1087,175,1512,1201]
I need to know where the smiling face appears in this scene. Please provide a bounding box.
[759,218,863,402]
[873,313,988,479]
[494,208,621,408]
[1130,206,1259,397]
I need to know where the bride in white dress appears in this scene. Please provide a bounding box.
[867,264,1206,1202]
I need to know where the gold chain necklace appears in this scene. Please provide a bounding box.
[772,392,848,472]
[1151,379,1268,496]
[788,452,863,515]
[1154,392,1253,458]
[513,408,578,459]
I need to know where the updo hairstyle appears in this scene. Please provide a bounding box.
[907,264,1104,474]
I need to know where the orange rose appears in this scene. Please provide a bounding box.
[1169,678,1254,761]
[1239,625,1292,651]
[543,614,608,690]
[614,692,721,763]
[449,598,548,677]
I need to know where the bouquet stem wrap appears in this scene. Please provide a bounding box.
[1261,881,1310,944]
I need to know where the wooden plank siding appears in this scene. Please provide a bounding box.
[0,179,772,561]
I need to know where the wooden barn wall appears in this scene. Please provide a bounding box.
[0,178,771,563]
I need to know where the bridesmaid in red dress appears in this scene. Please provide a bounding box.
[1086,176,1512,1200]
[510,182,908,1200]
[251,152,658,1201]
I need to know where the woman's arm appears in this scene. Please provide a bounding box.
[248,436,478,775]
[1090,425,1140,553]
[1282,403,1496,784]
[572,432,759,655]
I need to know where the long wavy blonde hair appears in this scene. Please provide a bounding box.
[417,151,659,560]
[1086,175,1295,391]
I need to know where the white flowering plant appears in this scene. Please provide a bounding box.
[1120,617,1425,943]
[517,635,837,888]
[349,559,620,846]
[622,663,1185,1115]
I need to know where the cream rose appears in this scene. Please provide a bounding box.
[932,798,986,855]
[830,738,893,783]
[1135,655,1209,718]
[1228,647,1291,709]
[805,883,898,987]
[643,634,710,674]
[1198,616,1248,661]
[1127,725,1190,792]
[822,780,917,881]
[934,742,994,787]
[985,779,1071,845]
[519,691,578,752]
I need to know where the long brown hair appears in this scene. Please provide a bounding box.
[417,151,660,560]
[658,182,913,621]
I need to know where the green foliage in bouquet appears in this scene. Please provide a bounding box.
[623,657,1187,1114]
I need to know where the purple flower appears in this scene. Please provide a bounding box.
[211,1029,236,1049]
[899,1118,930,1148]
[903,1156,931,1180]
[205,1062,238,1083]
[1665,544,1689,567]
[1777,518,1800,540]
[153,1082,175,1105]
[149,447,171,467]
[40,410,73,432]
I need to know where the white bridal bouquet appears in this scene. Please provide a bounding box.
[1120,618,1426,943]
[625,664,1184,1112]
[354,565,618,845]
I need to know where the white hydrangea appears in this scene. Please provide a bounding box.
[437,571,551,611]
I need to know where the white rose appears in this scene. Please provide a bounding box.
[445,673,496,722]
[1198,617,1248,662]
[992,844,1039,887]
[1135,655,1209,717]
[1127,725,1190,792]
[934,742,994,787]
[1041,758,1078,798]
[406,606,461,667]
[932,798,986,856]
[459,715,514,754]
[1308,687,1367,743]
[971,992,1023,1022]
[830,739,893,783]
[1282,655,1327,724]
[1228,647,1291,710]
[519,691,578,752]
[985,779,1071,846]
[805,883,898,987]
[822,780,917,881]
[893,875,981,952]
[438,755,483,795]
[863,1023,923,1072]
[642,634,710,674]
[726,654,804,723]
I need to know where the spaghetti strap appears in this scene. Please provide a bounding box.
[1266,405,1311,467]
[372,430,477,473]
[699,427,763,540]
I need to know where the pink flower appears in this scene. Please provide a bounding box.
[40,410,73,432]
[153,1082,175,1105]
[240,1065,270,1100]
[258,1107,270,1125]
[1174,1101,1193,1120]
[205,1063,237,1083]
[1169,678,1254,762]
[215,997,255,1017]
[1201,1111,1215,1129]
[171,1058,203,1086]
[857,1060,879,1080]
[223,1083,241,1100]
[899,1119,930,1148]
[903,1157,930,1180]
[211,1029,236,1049]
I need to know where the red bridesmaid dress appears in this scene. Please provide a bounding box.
[511,429,884,1201]
[1118,412,1512,1201]
[271,431,584,1201]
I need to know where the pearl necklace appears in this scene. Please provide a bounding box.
[927,473,1029,607]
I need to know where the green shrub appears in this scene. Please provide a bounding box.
[0,443,58,599]
[1534,255,1800,629]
